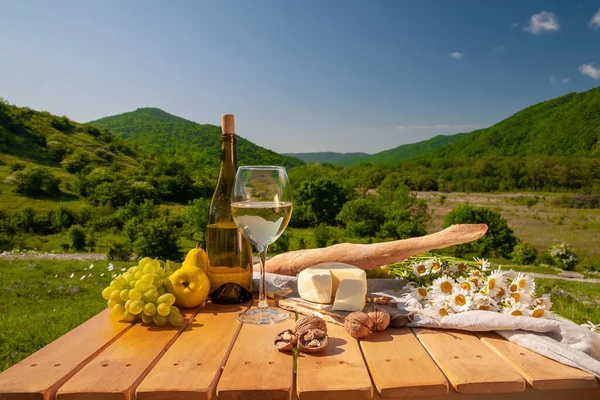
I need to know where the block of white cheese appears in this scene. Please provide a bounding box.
[297,262,367,311]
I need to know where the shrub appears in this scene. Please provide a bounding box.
[337,197,386,238]
[68,225,87,251]
[511,242,538,265]
[548,243,578,271]
[107,241,131,261]
[9,161,25,172]
[61,152,91,174]
[313,224,336,247]
[443,205,518,258]
[134,217,181,261]
[294,178,351,227]
[6,167,61,196]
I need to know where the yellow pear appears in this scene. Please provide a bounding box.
[182,245,209,273]
[167,266,210,308]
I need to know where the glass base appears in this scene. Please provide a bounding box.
[237,307,290,324]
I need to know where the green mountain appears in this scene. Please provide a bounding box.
[431,87,600,159]
[339,132,473,166]
[283,151,369,164]
[90,108,304,168]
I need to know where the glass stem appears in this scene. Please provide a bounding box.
[258,245,268,309]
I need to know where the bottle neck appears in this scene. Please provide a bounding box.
[219,134,237,179]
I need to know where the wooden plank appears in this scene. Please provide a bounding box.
[56,309,196,400]
[217,310,294,400]
[372,384,600,400]
[413,328,526,394]
[136,304,244,400]
[0,309,132,400]
[360,327,448,398]
[478,332,598,390]
[296,322,373,400]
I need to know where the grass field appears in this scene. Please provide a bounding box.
[417,191,600,267]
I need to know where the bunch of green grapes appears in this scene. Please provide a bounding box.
[101,257,184,327]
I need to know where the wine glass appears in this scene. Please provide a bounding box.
[231,166,293,324]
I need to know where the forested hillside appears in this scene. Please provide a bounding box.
[91,108,304,168]
[283,151,369,164]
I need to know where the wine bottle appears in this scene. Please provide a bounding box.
[206,114,254,304]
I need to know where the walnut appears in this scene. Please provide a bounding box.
[344,311,374,339]
[274,329,297,352]
[297,328,328,353]
[294,315,327,334]
[367,307,390,331]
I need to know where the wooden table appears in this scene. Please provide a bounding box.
[0,302,598,400]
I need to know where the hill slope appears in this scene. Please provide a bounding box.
[283,151,369,164]
[340,132,473,165]
[432,87,600,159]
[90,108,304,168]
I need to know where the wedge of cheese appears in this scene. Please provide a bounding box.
[297,262,367,311]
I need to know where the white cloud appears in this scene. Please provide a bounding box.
[493,46,506,53]
[550,75,570,84]
[590,9,600,29]
[524,11,560,34]
[510,22,520,30]
[579,63,600,79]
[449,52,463,59]
[396,124,477,131]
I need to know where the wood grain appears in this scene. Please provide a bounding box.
[360,328,448,398]
[136,304,244,400]
[56,310,196,400]
[217,311,294,400]
[0,309,132,400]
[413,328,526,394]
[478,332,598,390]
[296,322,372,400]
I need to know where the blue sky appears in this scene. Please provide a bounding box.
[1,0,599,153]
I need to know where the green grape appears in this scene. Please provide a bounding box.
[157,303,171,316]
[102,287,113,300]
[152,274,162,286]
[129,288,143,300]
[107,299,118,308]
[135,279,151,291]
[123,311,136,322]
[157,293,176,306]
[157,267,165,278]
[141,313,154,325]
[124,299,132,312]
[158,286,166,296]
[140,274,153,283]
[127,267,137,274]
[113,276,127,290]
[111,303,125,317]
[153,314,167,326]
[142,263,156,275]
[109,290,122,303]
[167,309,184,327]
[129,299,145,315]
[123,273,134,283]
[143,302,157,316]
[134,271,143,280]
[142,288,159,303]
[129,279,137,288]
[119,289,130,302]
[139,257,152,269]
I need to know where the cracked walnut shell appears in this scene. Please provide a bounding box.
[274,329,297,352]
[294,315,327,334]
[344,311,374,339]
[297,328,329,353]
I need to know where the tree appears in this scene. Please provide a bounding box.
[511,242,538,265]
[337,197,386,238]
[6,167,61,196]
[293,178,351,227]
[68,225,87,251]
[443,205,518,258]
[134,217,181,261]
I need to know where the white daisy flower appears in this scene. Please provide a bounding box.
[430,258,443,274]
[474,257,491,271]
[449,289,472,312]
[503,298,528,316]
[457,277,476,292]
[583,321,599,333]
[511,273,535,294]
[456,261,469,273]
[432,275,456,297]
[411,286,430,301]
[483,269,506,297]
[100,273,105,277]
[69,273,74,278]
[532,294,552,310]
[405,296,424,312]
[509,291,532,306]
[89,264,94,269]
[530,306,554,319]
[80,275,86,281]
[472,293,498,311]
[423,303,452,319]
[412,261,430,277]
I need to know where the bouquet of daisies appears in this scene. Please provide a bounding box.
[391,256,553,321]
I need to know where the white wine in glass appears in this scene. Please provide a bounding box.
[231,166,293,324]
